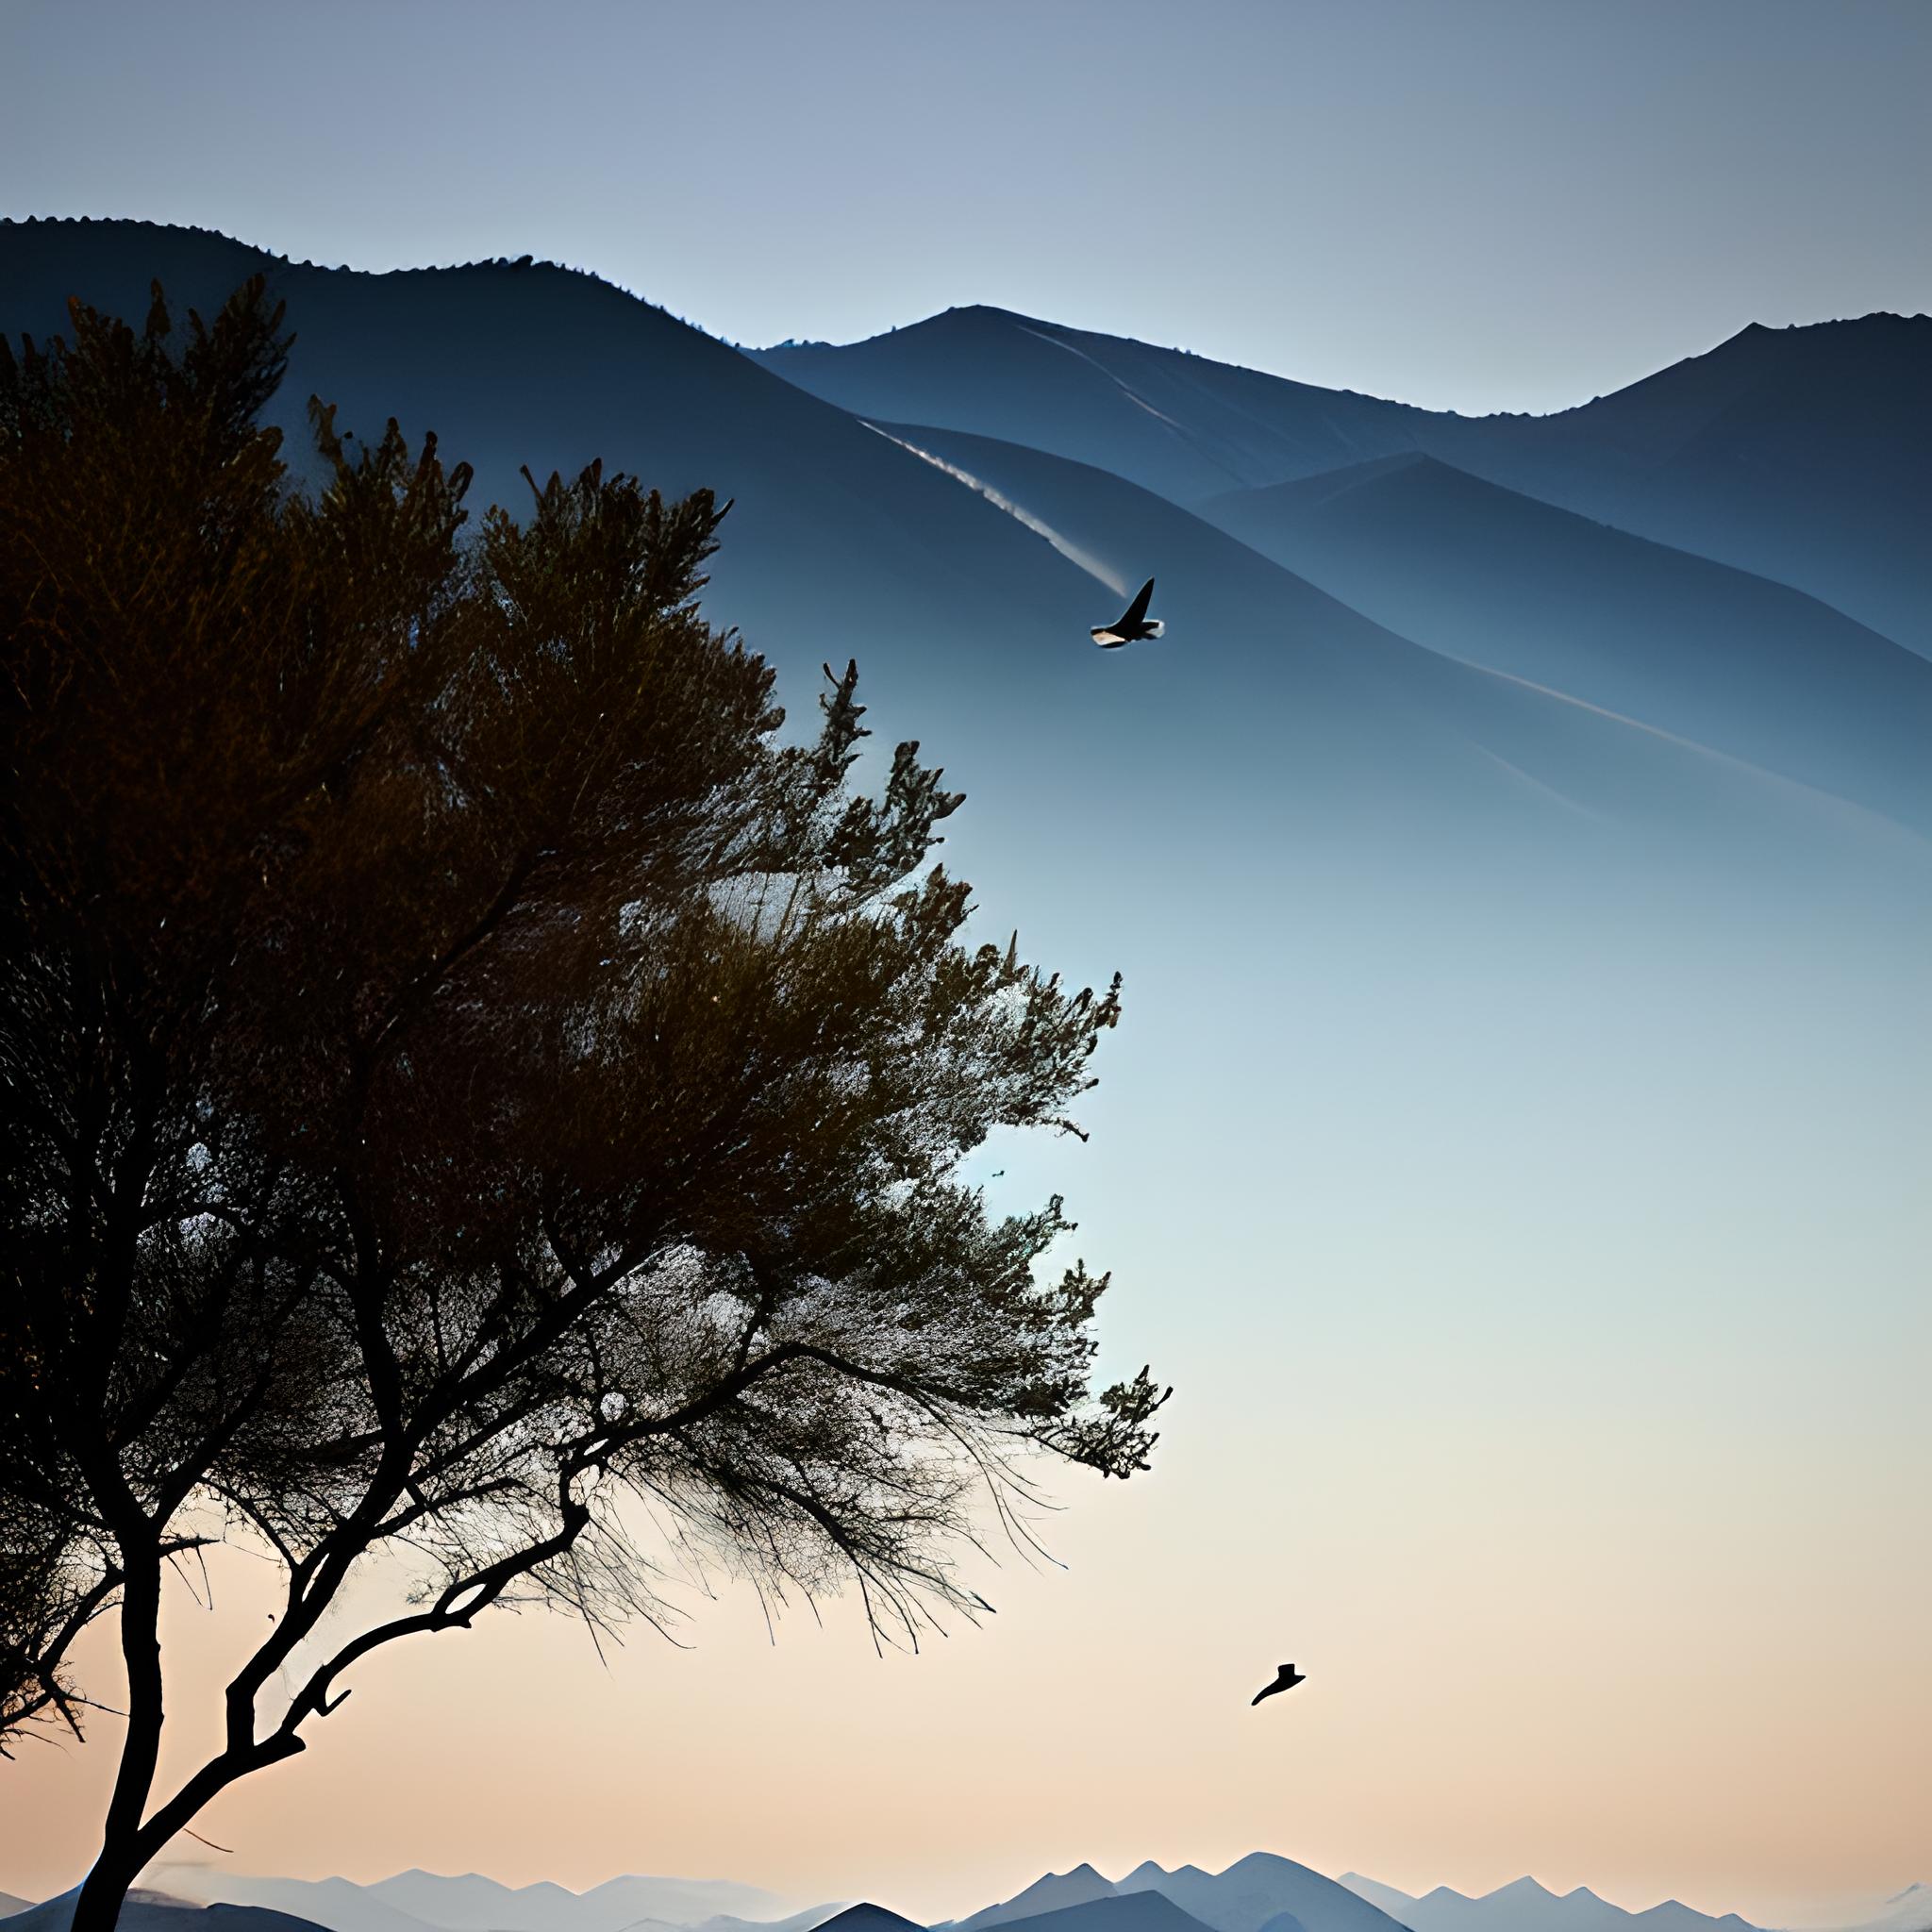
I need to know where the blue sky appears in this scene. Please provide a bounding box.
[3,0,1928,412]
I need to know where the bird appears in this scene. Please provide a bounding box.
[1091,576,1164,648]
[1251,1662,1307,1707]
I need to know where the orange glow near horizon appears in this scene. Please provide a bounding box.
[5,1422,1926,1926]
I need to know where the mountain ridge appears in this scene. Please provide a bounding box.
[754,303,1930,649]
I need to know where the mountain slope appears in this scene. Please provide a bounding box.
[955,1873,1120,1932]
[1440,317,1932,652]
[758,308,1433,502]
[869,418,1932,852]
[1117,1854,1416,1932]
[757,308,1430,503]
[0,219,1089,690]
[142,1872,801,1932]
[12,215,1910,884]
[1198,451,1932,831]
[1337,1876,1763,1932]
[755,307,1931,649]
[808,1909,923,1932]
[143,1874,447,1932]
[986,1899,1212,1932]
[9,1898,330,1932]
[364,1874,789,1932]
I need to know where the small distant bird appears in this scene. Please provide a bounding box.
[1251,1663,1307,1707]
[1091,576,1164,648]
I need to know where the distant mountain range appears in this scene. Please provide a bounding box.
[756,305,1932,655]
[8,1895,339,1932]
[6,1858,1924,1932]
[4,217,1929,880]
[1341,1874,1762,1932]
[142,1871,838,1932]
[941,1857,1745,1932]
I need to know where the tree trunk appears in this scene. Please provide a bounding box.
[70,1552,166,1932]
[69,1840,145,1932]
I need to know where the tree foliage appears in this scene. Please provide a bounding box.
[0,279,1165,1925]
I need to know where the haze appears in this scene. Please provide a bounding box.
[0,6,1927,1928]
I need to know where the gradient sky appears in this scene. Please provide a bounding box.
[2,3,1930,1924]
[2,0,1929,415]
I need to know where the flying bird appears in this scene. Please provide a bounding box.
[1091,576,1164,648]
[1252,1663,1307,1707]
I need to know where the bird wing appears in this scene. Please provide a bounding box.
[1120,577,1155,628]
[1251,1683,1276,1706]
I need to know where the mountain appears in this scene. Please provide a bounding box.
[144,1874,445,1932]
[362,1874,790,1932]
[751,302,1385,516]
[1777,1887,1932,1932]
[954,1872,1120,1932]
[13,214,1912,876]
[807,1910,923,1932]
[699,1910,851,1932]
[861,418,1932,854]
[1197,451,1932,833]
[1450,317,1932,652]
[1336,1874,1763,1932]
[8,1896,330,1932]
[0,217,1106,743]
[142,1873,805,1932]
[991,1898,1214,1932]
[360,1876,594,1932]
[1848,1888,1932,1932]
[757,307,1434,503]
[1332,1886,1412,1926]
[755,308,1932,651]
[1117,1854,1413,1932]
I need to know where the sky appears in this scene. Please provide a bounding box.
[2,2,1930,1924]
[1,0,1929,415]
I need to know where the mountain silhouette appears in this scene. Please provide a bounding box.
[952,1872,1122,1932]
[1200,450,1932,833]
[9,213,1911,881]
[1339,1874,1767,1932]
[8,1897,332,1932]
[8,219,1926,874]
[856,417,1932,857]
[1115,1855,1415,1932]
[983,1901,1215,1932]
[755,305,1930,652]
[808,1908,924,1932]
[757,305,1431,501]
[141,1872,824,1932]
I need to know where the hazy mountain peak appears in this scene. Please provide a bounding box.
[953,1867,1118,1932]
[1494,1880,1560,1901]
[809,1907,923,1932]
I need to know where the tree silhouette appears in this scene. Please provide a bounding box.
[0,279,1166,1932]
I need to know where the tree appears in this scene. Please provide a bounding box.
[0,280,1167,1932]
